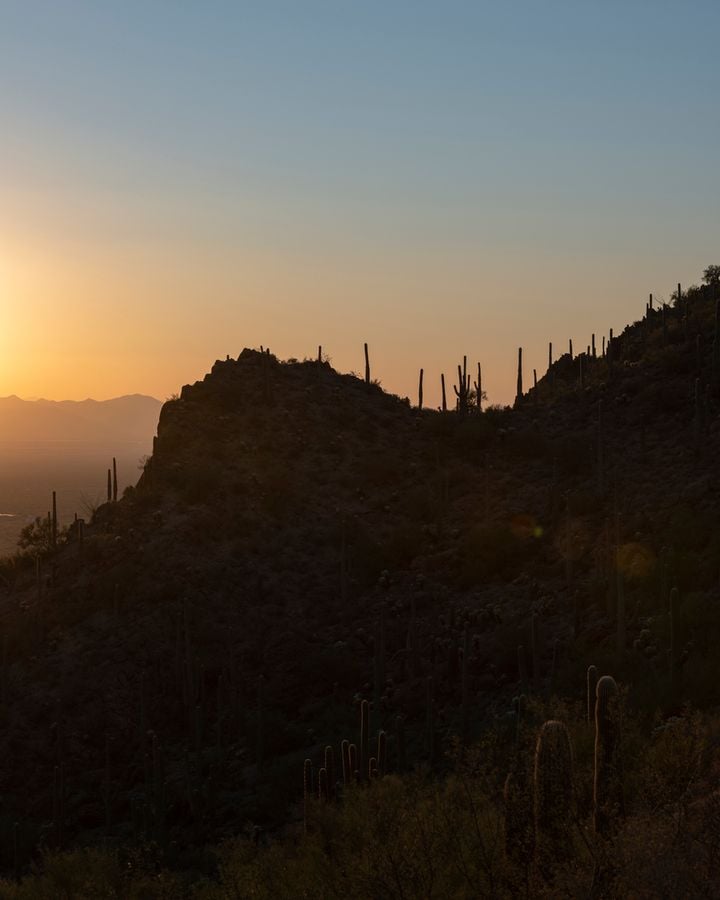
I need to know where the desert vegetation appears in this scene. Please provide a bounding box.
[0,270,718,897]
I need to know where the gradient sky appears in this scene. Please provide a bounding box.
[1,1,718,406]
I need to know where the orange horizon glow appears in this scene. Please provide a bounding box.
[1,218,710,409]
[1,4,717,408]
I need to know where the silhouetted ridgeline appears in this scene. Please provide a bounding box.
[0,273,719,896]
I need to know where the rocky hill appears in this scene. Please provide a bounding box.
[0,278,718,876]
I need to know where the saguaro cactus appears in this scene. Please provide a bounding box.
[530,614,539,691]
[454,357,470,415]
[516,348,523,404]
[360,699,369,783]
[112,457,118,502]
[303,758,312,832]
[441,373,447,412]
[587,665,598,724]
[377,730,387,777]
[712,300,720,389]
[474,362,482,412]
[418,368,424,409]
[461,627,470,743]
[395,715,406,772]
[517,644,528,693]
[373,611,386,721]
[318,766,329,801]
[364,343,370,385]
[349,743,359,782]
[341,739,350,786]
[324,745,335,800]
[534,720,574,871]
[669,587,680,690]
[426,675,435,763]
[51,491,57,551]
[594,675,623,833]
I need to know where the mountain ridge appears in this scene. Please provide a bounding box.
[0,393,161,443]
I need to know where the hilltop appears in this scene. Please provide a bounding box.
[0,275,718,893]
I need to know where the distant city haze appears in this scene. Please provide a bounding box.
[1,3,718,409]
[0,395,161,556]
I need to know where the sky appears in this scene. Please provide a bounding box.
[0,1,718,406]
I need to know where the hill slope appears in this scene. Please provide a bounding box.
[0,281,718,874]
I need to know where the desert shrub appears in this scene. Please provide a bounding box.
[0,847,186,899]
[16,517,66,559]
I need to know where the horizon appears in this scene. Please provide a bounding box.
[2,2,718,406]
[0,392,161,403]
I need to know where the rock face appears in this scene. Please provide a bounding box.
[0,280,718,867]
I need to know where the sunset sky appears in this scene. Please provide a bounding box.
[1,1,718,407]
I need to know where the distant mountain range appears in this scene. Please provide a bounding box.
[0,394,162,443]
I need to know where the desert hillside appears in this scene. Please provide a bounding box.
[0,277,718,896]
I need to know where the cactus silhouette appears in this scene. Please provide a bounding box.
[318,766,329,802]
[594,675,623,833]
[348,742,358,783]
[324,745,335,800]
[303,758,312,832]
[360,699,369,783]
[341,739,350,786]
[377,730,387,777]
[534,720,574,873]
[587,665,598,724]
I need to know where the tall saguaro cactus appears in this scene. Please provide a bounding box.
[594,675,623,833]
[516,348,523,404]
[586,665,598,724]
[341,739,350,786]
[51,491,58,551]
[364,343,370,385]
[360,699,370,783]
[454,357,470,415]
[669,587,680,691]
[474,362,482,412]
[303,759,312,833]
